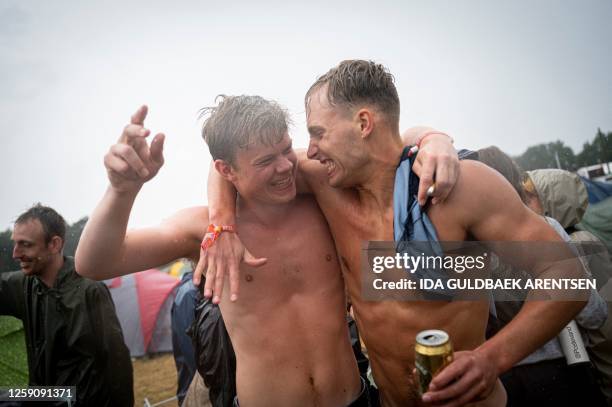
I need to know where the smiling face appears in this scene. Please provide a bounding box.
[11,219,58,277]
[202,95,298,204]
[228,133,298,205]
[306,86,367,188]
[304,60,402,188]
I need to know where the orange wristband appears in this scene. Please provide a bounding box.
[201,224,236,250]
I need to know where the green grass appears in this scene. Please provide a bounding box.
[0,316,28,386]
[0,315,23,336]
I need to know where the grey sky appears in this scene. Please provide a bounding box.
[1,0,611,230]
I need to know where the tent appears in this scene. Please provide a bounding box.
[578,197,612,256]
[105,270,180,357]
[581,177,612,204]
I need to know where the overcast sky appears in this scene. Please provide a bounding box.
[1,0,611,231]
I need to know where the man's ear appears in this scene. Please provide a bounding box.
[356,109,374,139]
[214,159,237,182]
[48,236,63,255]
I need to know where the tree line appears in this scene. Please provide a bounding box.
[514,129,612,172]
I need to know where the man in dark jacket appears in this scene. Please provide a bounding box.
[0,204,133,406]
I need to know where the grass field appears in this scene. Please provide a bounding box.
[0,316,28,386]
[133,353,179,407]
[0,316,179,406]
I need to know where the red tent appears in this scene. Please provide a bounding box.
[106,269,180,357]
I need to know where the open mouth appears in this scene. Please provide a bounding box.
[17,256,34,270]
[322,159,336,178]
[270,176,294,190]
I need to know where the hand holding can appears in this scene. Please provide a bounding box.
[415,329,454,395]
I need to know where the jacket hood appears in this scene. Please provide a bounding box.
[527,169,588,228]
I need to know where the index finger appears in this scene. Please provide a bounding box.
[228,260,240,302]
[417,155,436,206]
[193,248,207,286]
[131,105,148,125]
[431,161,450,205]
[204,255,217,298]
[118,124,151,163]
[212,259,226,304]
[121,124,150,143]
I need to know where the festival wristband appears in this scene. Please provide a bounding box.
[201,224,236,250]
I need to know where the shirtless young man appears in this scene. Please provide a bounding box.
[203,60,587,406]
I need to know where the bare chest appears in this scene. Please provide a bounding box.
[232,206,342,303]
[321,203,395,299]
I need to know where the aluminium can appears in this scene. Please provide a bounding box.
[415,329,453,395]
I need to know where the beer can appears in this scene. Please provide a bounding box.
[415,329,453,395]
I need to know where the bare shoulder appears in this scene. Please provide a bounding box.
[428,160,528,239]
[433,160,556,241]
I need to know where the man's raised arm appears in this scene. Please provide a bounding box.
[75,106,170,280]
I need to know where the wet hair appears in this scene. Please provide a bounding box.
[15,203,67,244]
[305,59,400,124]
[477,146,527,202]
[200,95,291,165]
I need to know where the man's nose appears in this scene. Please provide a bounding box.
[307,140,318,159]
[12,245,21,259]
[276,156,294,173]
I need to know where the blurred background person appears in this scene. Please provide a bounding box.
[478,147,609,406]
[525,168,612,405]
[0,203,133,406]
